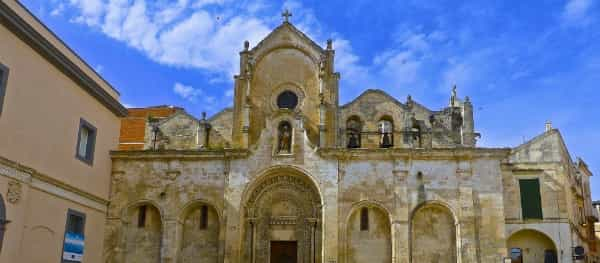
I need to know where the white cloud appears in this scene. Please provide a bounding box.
[173,82,217,108]
[50,3,65,16]
[562,0,594,26]
[59,0,427,103]
[64,0,271,79]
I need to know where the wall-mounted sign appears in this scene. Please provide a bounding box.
[62,232,85,262]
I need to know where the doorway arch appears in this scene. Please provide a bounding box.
[507,229,557,263]
[241,166,323,263]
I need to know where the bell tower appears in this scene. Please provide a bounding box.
[231,12,339,150]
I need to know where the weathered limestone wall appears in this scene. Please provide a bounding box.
[249,47,320,147]
[124,204,162,263]
[105,158,228,263]
[179,205,219,263]
[411,204,456,263]
[346,206,392,263]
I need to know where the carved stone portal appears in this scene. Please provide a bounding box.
[243,172,322,263]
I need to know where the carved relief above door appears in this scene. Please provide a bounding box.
[242,169,322,263]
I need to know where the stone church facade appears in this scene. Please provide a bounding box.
[104,19,598,263]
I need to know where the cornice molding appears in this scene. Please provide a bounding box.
[0,1,127,117]
[317,147,511,161]
[110,149,250,160]
[0,155,108,212]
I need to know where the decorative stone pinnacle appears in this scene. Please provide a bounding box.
[451,85,458,107]
[545,120,552,132]
[327,39,333,50]
[282,9,292,23]
[244,40,249,51]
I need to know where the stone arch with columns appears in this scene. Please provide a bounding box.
[240,165,323,263]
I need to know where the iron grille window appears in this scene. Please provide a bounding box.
[62,209,86,263]
[519,179,543,219]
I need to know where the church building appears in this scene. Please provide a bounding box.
[104,14,598,263]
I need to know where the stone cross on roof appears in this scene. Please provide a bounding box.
[282,9,292,23]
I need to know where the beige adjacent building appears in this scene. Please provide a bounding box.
[0,1,126,263]
[104,17,598,263]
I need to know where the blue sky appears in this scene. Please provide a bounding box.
[23,0,600,197]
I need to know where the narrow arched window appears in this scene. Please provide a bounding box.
[346,116,362,148]
[379,118,394,148]
[137,205,147,228]
[199,205,208,230]
[360,207,369,231]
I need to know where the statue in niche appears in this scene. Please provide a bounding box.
[278,122,292,153]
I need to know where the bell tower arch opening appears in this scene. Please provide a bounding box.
[241,166,323,263]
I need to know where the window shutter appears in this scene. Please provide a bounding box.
[519,179,543,219]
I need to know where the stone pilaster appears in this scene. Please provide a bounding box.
[457,162,478,262]
[393,165,410,263]
[161,219,178,263]
[322,162,339,263]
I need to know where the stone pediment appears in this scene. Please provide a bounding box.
[510,129,572,164]
[250,22,325,64]
[341,89,408,110]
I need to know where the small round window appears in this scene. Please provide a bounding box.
[277,91,298,109]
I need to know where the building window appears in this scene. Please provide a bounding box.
[0,194,6,253]
[0,63,9,117]
[360,207,369,231]
[519,179,543,219]
[378,118,394,148]
[510,248,522,263]
[199,205,208,230]
[137,205,147,228]
[346,116,362,148]
[62,209,86,263]
[75,119,97,165]
[277,90,298,109]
